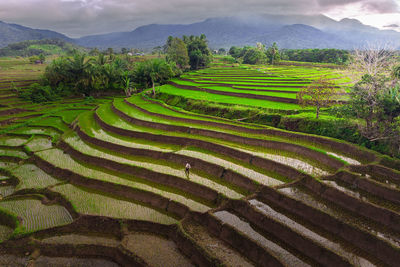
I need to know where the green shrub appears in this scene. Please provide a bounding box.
[20,83,68,103]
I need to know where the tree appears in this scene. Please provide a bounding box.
[152,46,163,57]
[266,42,280,65]
[256,42,265,51]
[218,48,226,55]
[132,59,175,96]
[242,48,267,65]
[67,53,95,95]
[297,77,338,119]
[349,74,400,142]
[346,45,400,155]
[89,48,100,56]
[229,46,242,59]
[38,53,46,64]
[183,35,212,70]
[349,45,396,80]
[106,47,114,55]
[165,37,189,70]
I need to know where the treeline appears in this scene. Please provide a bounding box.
[229,43,280,65]
[165,34,213,70]
[20,35,212,102]
[228,44,350,65]
[0,39,80,57]
[280,49,350,64]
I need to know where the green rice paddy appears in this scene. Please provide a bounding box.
[0,58,397,266]
[0,198,73,233]
[52,184,177,224]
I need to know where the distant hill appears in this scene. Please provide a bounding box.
[0,39,86,57]
[1,14,400,51]
[75,14,400,50]
[0,21,73,48]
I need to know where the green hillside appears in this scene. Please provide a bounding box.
[0,38,86,57]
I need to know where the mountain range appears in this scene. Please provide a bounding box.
[1,14,400,50]
[0,21,73,48]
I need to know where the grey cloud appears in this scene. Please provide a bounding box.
[0,0,399,37]
[384,23,400,28]
[317,0,399,13]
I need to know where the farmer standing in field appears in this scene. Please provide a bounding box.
[185,162,191,178]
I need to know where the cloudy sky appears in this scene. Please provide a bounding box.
[0,0,399,37]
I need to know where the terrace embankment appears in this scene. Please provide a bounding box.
[75,125,259,192]
[256,186,399,266]
[2,62,400,266]
[33,153,193,219]
[168,81,299,103]
[111,101,344,171]
[94,109,315,182]
[139,96,376,164]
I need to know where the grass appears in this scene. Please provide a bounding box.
[81,108,290,184]
[52,109,92,124]
[0,137,28,147]
[128,95,268,129]
[64,132,244,199]
[159,84,301,110]
[0,148,28,159]
[11,164,61,191]
[52,184,177,225]
[0,186,15,198]
[36,147,212,212]
[10,126,61,140]
[24,136,53,152]
[0,197,73,233]
[176,148,284,186]
[113,99,337,173]
[201,85,298,99]
[29,116,70,133]
[79,110,180,152]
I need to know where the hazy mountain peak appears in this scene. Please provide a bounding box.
[1,14,400,50]
[339,18,363,26]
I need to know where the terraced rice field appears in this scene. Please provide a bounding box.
[158,65,350,111]
[0,60,399,266]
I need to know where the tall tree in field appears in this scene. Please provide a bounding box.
[67,53,95,95]
[297,77,338,119]
[229,46,242,59]
[132,59,175,96]
[183,34,212,70]
[242,48,267,64]
[165,37,189,70]
[266,42,280,65]
[347,45,399,146]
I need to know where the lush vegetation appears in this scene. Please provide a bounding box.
[281,49,350,64]
[229,43,280,65]
[0,39,84,57]
[297,77,339,119]
[1,46,400,266]
[182,34,213,70]
[18,35,213,102]
[229,46,350,65]
[19,53,177,102]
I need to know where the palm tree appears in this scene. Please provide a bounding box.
[67,53,94,95]
[148,59,174,96]
[132,59,174,96]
